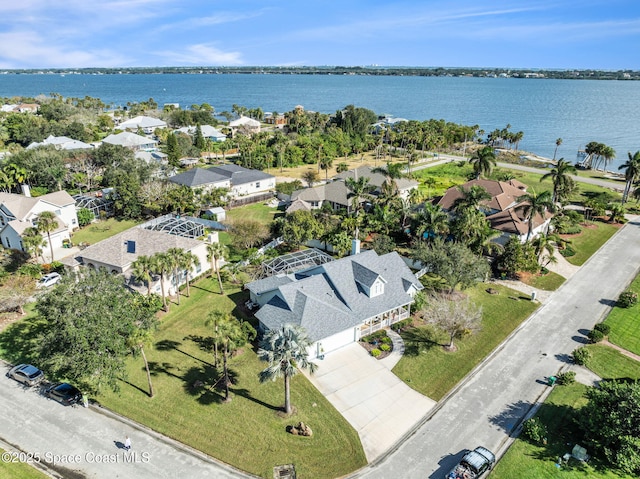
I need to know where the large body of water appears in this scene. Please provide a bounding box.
[1,73,639,169]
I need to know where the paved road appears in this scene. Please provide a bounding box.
[355,217,640,479]
[0,372,252,479]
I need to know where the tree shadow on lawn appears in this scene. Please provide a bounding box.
[400,326,446,357]
[0,315,48,364]
[155,339,214,367]
[232,387,282,412]
[189,283,219,295]
[181,364,242,406]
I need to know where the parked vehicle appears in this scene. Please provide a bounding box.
[37,272,61,288]
[6,364,45,386]
[45,383,82,406]
[446,447,495,479]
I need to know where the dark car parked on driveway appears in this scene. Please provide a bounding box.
[7,364,45,387]
[45,383,82,406]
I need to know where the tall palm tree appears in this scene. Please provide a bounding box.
[206,242,228,295]
[517,189,554,241]
[22,227,46,263]
[619,151,640,204]
[345,176,374,239]
[150,252,171,312]
[36,211,59,262]
[553,138,563,161]
[258,324,318,415]
[214,312,245,402]
[453,185,492,212]
[166,247,186,305]
[179,250,200,298]
[127,325,156,397]
[540,158,576,203]
[469,146,497,179]
[415,203,449,241]
[131,255,154,296]
[531,232,563,266]
[372,161,404,198]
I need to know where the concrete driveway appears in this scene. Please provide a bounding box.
[304,343,436,462]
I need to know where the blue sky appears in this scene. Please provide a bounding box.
[0,0,639,69]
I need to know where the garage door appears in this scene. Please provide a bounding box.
[311,327,356,358]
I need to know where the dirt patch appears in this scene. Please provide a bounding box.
[0,312,22,333]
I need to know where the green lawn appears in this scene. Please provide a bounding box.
[91,277,365,479]
[70,218,140,245]
[225,203,281,225]
[491,383,633,479]
[603,274,640,356]
[562,222,620,266]
[0,449,49,479]
[393,283,539,400]
[585,344,640,380]
[519,270,566,291]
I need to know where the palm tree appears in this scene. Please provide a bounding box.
[540,158,576,203]
[150,252,171,312]
[345,176,374,239]
[415,203,449,241]
[166,247,186,305]
[608,202,626,223]
[127,325,156,397]
[36,211,59,262]
[258,324,318,415]
[214,312,246,402]
[517,189,554,241]
[469,146,496,179]
[553,138,563,161]
[372,161,404,198]
[206,242,227,295]
[619,151,640,204]
[131,255,154,296]
[179,250,200,298]
[453,185,492,212]
[22,227,46,263]
[531,232,564,266]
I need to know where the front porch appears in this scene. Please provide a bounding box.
[357,305,410,337]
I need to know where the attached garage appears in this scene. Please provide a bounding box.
[311,327,357,359]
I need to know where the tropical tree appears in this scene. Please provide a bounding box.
[540,158,576,203]
[21,227,46,263]
[36,211,59,262]
[258,324,318,415]
[319,156,333,181]
[531,232,563,267]
[372,161,404,198]
[166,247,187,305]
[150,252,171,311]
[345,176,374,239]
[553,138,563,161]
[131,255,154,296]
[127,301,159,398]
[608,202,626,223]
[421,292,482,352]
[469,146,496,179]
[179,250,200,298]
[619,151,640,204]
[206,242,228,295]
[453,185,491,212]
[302,169,320,187]
[414,203,449,241]
[517,189,554,241]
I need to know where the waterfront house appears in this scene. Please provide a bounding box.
[117,115,167,134]
[101,132,158,151]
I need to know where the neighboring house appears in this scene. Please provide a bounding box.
[264,113,286,126]
[135,150,168,165]
[117,115,167,134]
[174,125,227,142]
[102,131,158,151]
[437,178,552,243]
[0,189,78,253]
[289,165,418,213]
[168,164,275,197]
[62,227,209,296]
[371,116,408,134]
[247,250,422,358]
[228,116,261,135]
[27,135,93,151]
[15,103,39,113]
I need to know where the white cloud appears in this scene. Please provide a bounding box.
[154,43,244,66]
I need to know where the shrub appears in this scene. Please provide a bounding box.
[594,322,611,335]
[380,344,391,352]
[617,290,638,308]
[556,371,576,385]
[370,349,381,358]
[560,245,576,257]
[391,319,412,331]
[77,207,95,227]
[17,263,42,278]
[588,329,605,343]
[573,347,591,365]
[521,417,547,444]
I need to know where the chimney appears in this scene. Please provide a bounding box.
[21,184,31,197]
[351,239,361,256]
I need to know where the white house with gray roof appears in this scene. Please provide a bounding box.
[102,131,158,151]
[117,115,167,134]
[246,250,422,358]
[169,165,275,197]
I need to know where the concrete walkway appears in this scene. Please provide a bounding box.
[304,343,436,462]
[378,329,405,370]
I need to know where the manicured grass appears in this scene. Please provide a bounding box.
[604,274,640,356]
[0,450,49,479]
[519,270,566,291]
[393,283,538,400]
[562,222,620,266]
[70,218,140,245]
[93,276,366,479]
[491,383,633,479]
[225,203,281,225]
[585,344,640,380]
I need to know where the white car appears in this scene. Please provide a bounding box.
[37,272,61,288]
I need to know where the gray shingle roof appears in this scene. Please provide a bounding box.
[252,250,422,342]
[208,164,274,186]
[168,168,229,187]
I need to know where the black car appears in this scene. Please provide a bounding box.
[45,383,82,406]
[7,364,45,387]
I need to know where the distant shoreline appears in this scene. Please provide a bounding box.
[2,66,639,81]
